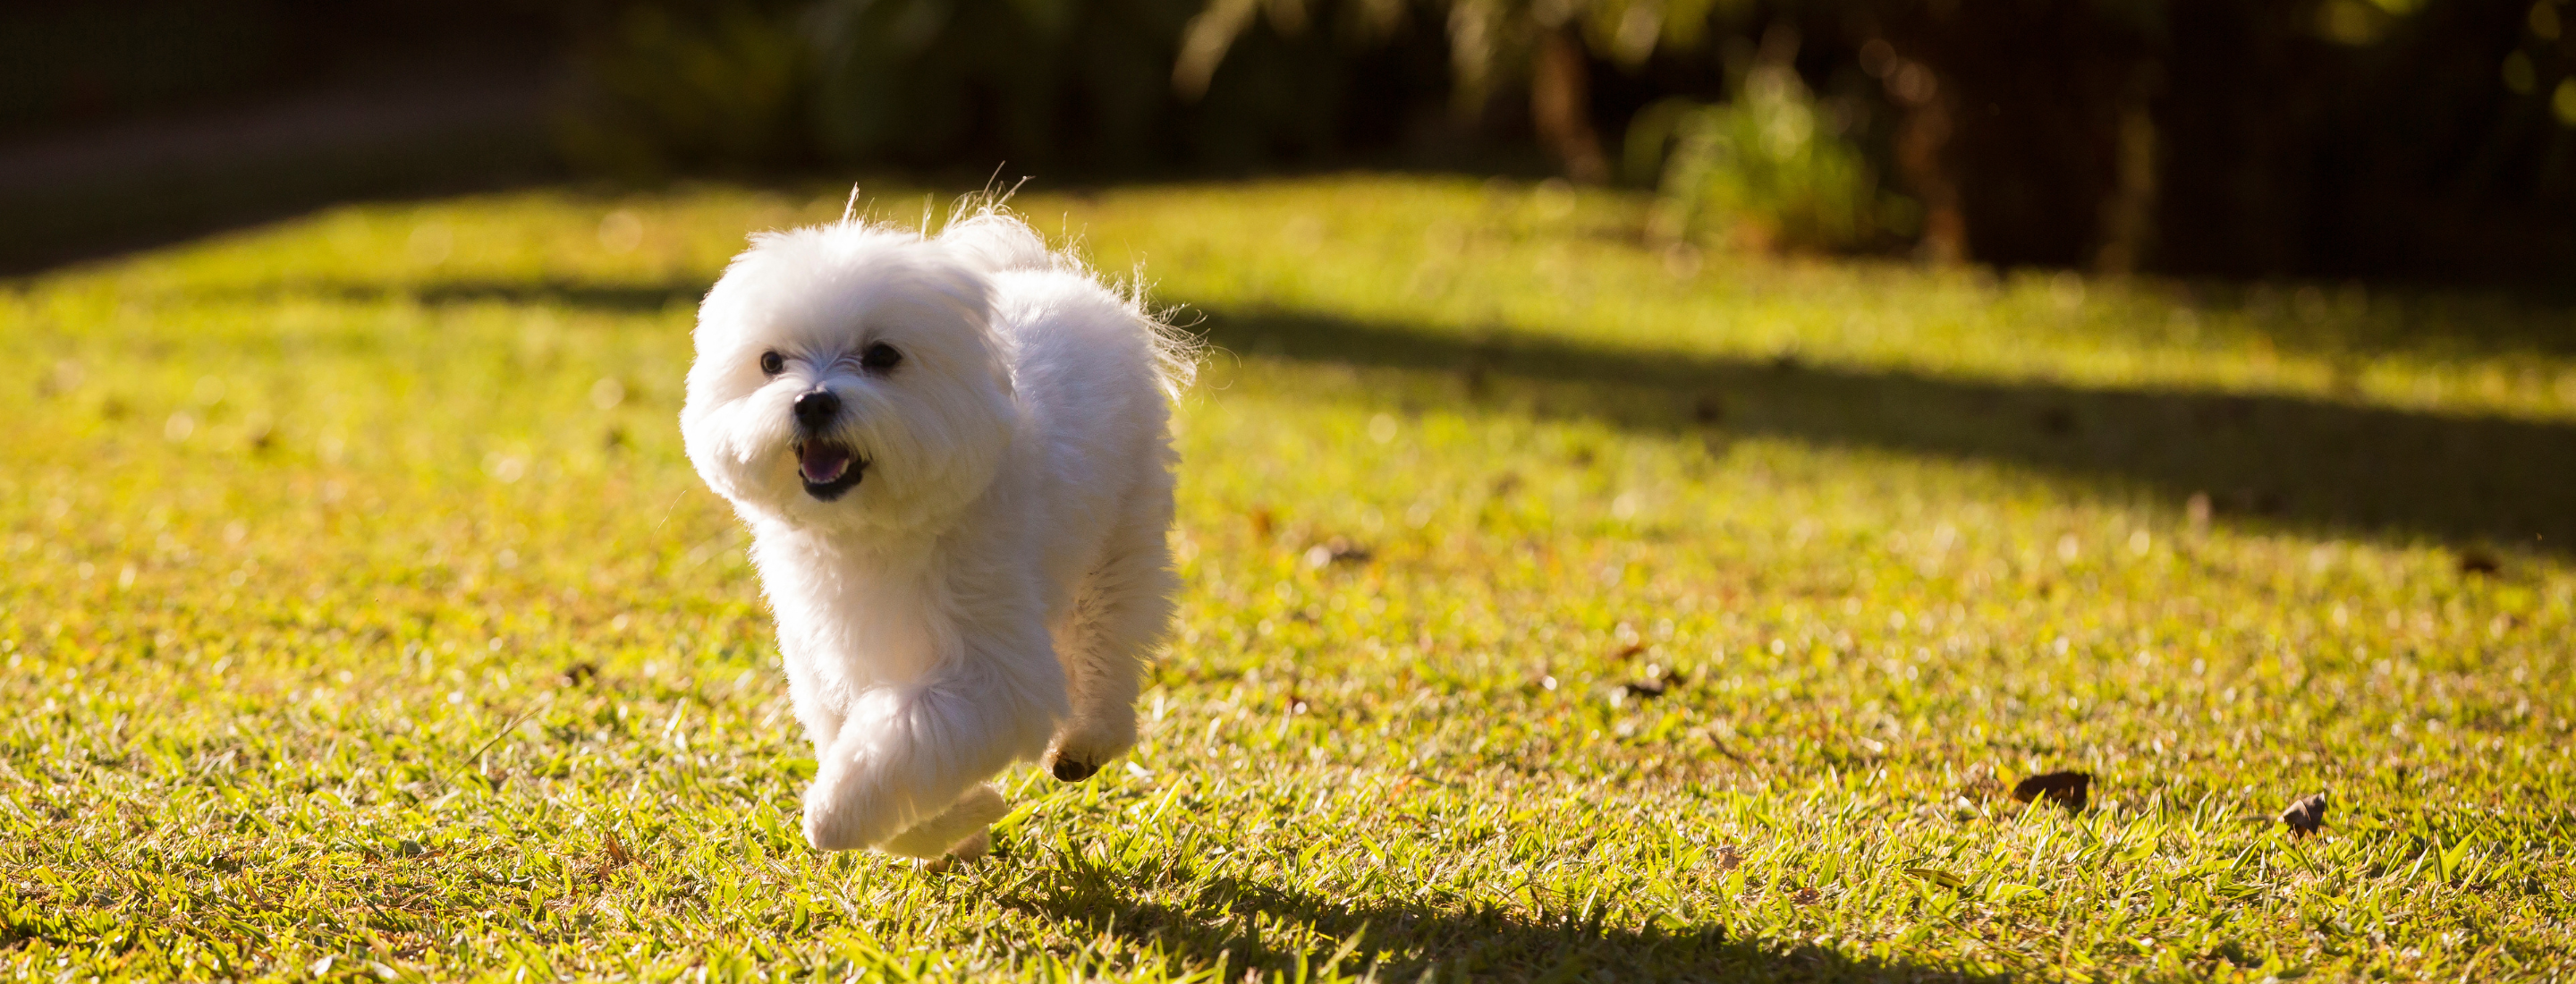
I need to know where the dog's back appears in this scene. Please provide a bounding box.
[938,214,1179,600]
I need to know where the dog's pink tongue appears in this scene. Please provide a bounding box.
[799,444,852,484]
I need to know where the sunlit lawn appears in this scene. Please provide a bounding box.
[3,174,2572,981]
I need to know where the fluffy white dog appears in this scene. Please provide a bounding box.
[681,203,1185,859]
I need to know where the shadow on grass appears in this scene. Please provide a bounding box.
[1201,306,2576,559]
[236,279,711,312]
[215,272,2576,558]
[403,280,708,312]
[998,854,2007,982]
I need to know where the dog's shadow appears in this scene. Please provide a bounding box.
[991,853,2008,982]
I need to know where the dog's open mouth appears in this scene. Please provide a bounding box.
[796,442,866,500]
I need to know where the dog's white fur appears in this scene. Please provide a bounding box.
[681,204,1184,857]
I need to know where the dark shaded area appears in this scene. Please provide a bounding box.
[774,0,1462,175]
[1000,854,2010,982]
[0,72,556,276]
[2138,0,2576,283]
[1197,305,2576,556]
[0,0,561,140]
[0,1,566,275]
[1728,0,2576,282]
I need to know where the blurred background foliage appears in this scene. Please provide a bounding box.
[7,0,2576,284]
[557,0,1463,174]
[551,0,2576,282]
[1622,29,1919,254]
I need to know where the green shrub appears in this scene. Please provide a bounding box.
[1624,65,1917,254]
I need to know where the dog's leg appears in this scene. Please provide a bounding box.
[1044,526,1174,783]
[803,649,1063,852]
[784,656,847,754]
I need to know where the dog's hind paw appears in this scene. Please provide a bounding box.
[1047,755,1100,782]
[1043,716,1132,783]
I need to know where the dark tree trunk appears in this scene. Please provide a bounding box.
[1532,25,1610,183]
[1890,0,2153,270]
[2151,0,2325,278]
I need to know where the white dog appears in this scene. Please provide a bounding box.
[681,202,1185,859]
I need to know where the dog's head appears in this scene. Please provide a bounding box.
[682,221,1017,534]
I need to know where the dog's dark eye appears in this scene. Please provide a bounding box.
[860,343,902,372]
[759,351,784,376]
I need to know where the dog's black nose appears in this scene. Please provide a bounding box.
[792,389,841,429]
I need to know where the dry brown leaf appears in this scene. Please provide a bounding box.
[2281,791,2329,836]
[2012,771,2090,812]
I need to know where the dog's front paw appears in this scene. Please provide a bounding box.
[802,765,905,852]
[802,783,882,852]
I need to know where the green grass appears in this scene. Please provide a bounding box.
[4,174,2572,982]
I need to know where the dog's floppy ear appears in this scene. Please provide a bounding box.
[939,213,1053,275]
